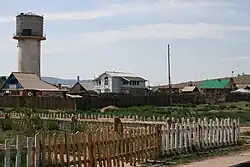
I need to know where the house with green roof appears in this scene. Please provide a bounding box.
[199,78,235,94]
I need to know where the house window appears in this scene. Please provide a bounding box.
[123,80,129,85]
[104,77,109,85]
[130,81,139,85]
[104,88,110,93]
[98,81,101,85]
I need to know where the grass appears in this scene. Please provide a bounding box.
[78,101,250,125]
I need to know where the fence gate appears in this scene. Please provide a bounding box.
[39,126,161,167]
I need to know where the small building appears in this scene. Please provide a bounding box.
[199,78,235,95]
[0,72,66,97]
[67,76,99,96]
[181,86,200,93]
[93,71,147,95]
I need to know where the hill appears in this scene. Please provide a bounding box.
[42,77,93,85]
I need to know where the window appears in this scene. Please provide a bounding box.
[9,79,16,84]
[104,88,110,93]
[130,81,139,85]
[22,29,32,36]
[104,77,109,85]
[98,81,101,85]
[123,80,129,85]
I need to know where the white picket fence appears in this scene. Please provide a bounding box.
[160,117,240,154]
[3,112,186,122]
[2,135,39,167]
[1,117,240,167]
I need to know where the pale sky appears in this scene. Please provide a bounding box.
[0,0,250,85]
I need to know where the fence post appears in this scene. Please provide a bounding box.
[160,125,166,156]
[114,117,123,134]
[4,139,10,167]
[35,133,40,167]
[237,118,240,143]
[27,137,33,167]
[87,133,95,167]
[15,135,21,167]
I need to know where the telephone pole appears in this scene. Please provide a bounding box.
[168,44,172,104]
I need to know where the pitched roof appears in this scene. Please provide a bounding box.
[122,76,146,82]
[199,79,230,89]
[157,74,250,90]
[182,86,199,92]
[95,71,147,81]
[79,80,94,90]
[4,72,60,91]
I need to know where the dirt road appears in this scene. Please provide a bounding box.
[176,151,250,167]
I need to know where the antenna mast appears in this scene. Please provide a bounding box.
[168,44,172,104]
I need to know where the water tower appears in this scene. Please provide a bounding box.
[13,12,46,78]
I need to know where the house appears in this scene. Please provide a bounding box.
[67,76,99,96]
[93,71,147,95]
[155,74,250,93]
[0,72,66,97]
[155,81,203,94]
[235,85,250,90]
[199,78,235,95]
[181,86,200,94]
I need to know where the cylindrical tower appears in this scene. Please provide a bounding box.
[13,12,46,78]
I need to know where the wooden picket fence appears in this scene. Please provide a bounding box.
[1,118,240,167]
[38,126,160,167]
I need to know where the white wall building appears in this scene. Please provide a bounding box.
[93,71,147,95]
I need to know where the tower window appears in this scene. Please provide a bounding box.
[22,29,32,36]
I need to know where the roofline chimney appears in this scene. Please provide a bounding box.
[77,76,80,82]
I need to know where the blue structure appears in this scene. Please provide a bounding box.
[1,73,23,90]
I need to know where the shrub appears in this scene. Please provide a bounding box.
[229,104,237,108]
[218,104,227,110]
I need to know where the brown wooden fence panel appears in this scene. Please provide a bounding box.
[39,126,160,166]
[0,94,211,111]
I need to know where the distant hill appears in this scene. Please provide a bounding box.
[42,77,93,85]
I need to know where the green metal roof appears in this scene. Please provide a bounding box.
[200,79,230,89]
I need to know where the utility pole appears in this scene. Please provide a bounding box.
[168,44,173,104]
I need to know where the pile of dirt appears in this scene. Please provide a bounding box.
[101,105,119,113]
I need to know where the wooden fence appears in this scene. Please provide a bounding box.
[1,118,240,167]
[0,94,204,111]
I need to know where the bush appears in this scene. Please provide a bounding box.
[45,120,59,131]
[229,104,237,108]
[218,104,227,110]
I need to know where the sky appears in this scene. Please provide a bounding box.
[0,0,250,86]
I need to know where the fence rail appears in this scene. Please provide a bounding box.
[1,117,240,167]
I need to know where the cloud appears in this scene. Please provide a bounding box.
[31,22,250,56]
[222,56,250,61]
[75,23,250,46]
[0,0,236,23]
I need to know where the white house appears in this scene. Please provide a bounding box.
[93,71,147,95]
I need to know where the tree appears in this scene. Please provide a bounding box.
[0,76,6,88]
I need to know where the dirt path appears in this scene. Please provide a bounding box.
[175,151,250,167]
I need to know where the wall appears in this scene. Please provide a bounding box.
[0,94,204,110]
[3,93,249,111]
[94,74,113,93]
[18,39,41,78]
[112,77,122,93]
[16,14,44,37]
[2,74,22,90]
[0,96,76,110]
